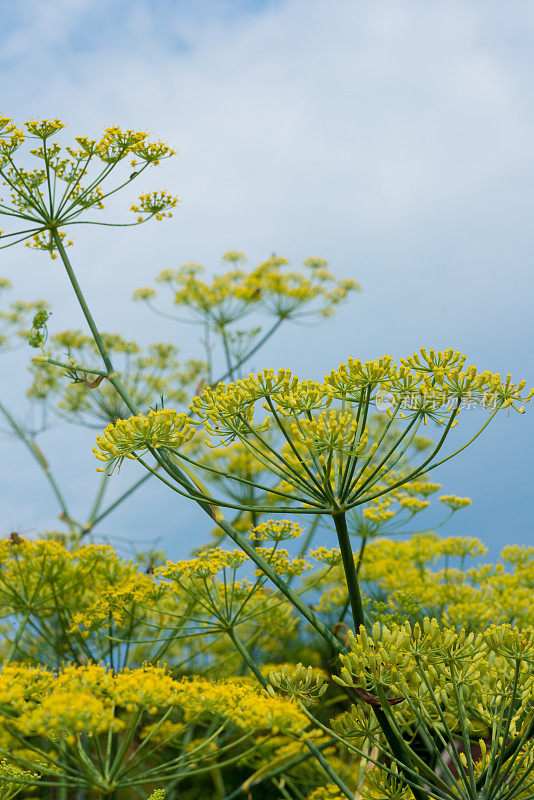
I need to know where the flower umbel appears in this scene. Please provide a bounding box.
[93,409,196,473]
[95,351,532,516]
[0,117,178,257]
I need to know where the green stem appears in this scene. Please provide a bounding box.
[229,631,354,800]
[204,319,213,384]
[484,659,523,797]
[227,629,267,687]
[296,514,321,559]
[220,328,236,382]
[6,611,31,662]
[302,734,355,799]
[215,515,345,653]
[86,471,110,523]
[332,513,430,800]
[337,533,367,626]
[52,231,139,415]
[449,661,477,797]
[221,739,336,800]
[213,317,284,384]
[332,511,366,632]
[35,355,110,376]
[370,699,432,800]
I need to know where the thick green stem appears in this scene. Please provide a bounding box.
[53,232,113,373]
[332,513,429,800]
[332,511,366,632]
[370,702,430,800]
[337,532,369,625]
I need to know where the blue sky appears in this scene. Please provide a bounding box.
[0,0,533,558]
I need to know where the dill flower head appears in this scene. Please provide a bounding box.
[268,663,328,706]
[249,520,303,542]
[152,262,259,325]
[0,761,40,800]
[0,117,178,257]
[130,190,179,222]
[95,349,532,517]
[0,663,308,789]
[244,254,360,320]
[136,252,359,330]
[359,764,413,800]
[439,494,471,510]
[157,547,248,580]
[328,616,534,796]
[146,791,165,800]
[93,408,196,473]
[483,623,534,664]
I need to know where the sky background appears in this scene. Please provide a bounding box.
[0,0,533,560]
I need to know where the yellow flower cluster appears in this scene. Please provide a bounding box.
[190,356,531,435]
[51,536,298,653]
[69,576,158,633]
[130,190,179,222]
[291,411,370,458]
[357,533,534,629]
[0,537,162,664]
[24,229,74,259]
[254,548,311,578]
[0,663,308,738]
[0,760,40,800]
[0,118,24,161]
[158,547,248,579]
[25,119,65,140]
[0,118,177,257]
[136,253,359,325]
[439,494,472,510]
[249,519,303,541]
[313,531,534,629]
[93,351,530,520]
[248,255,360,320]
[93,409,196,472]
[177,354,533,510]
[306,786,347,800]
[309,546,343,567]
[0,663,309,792]
[359,765,413,800]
